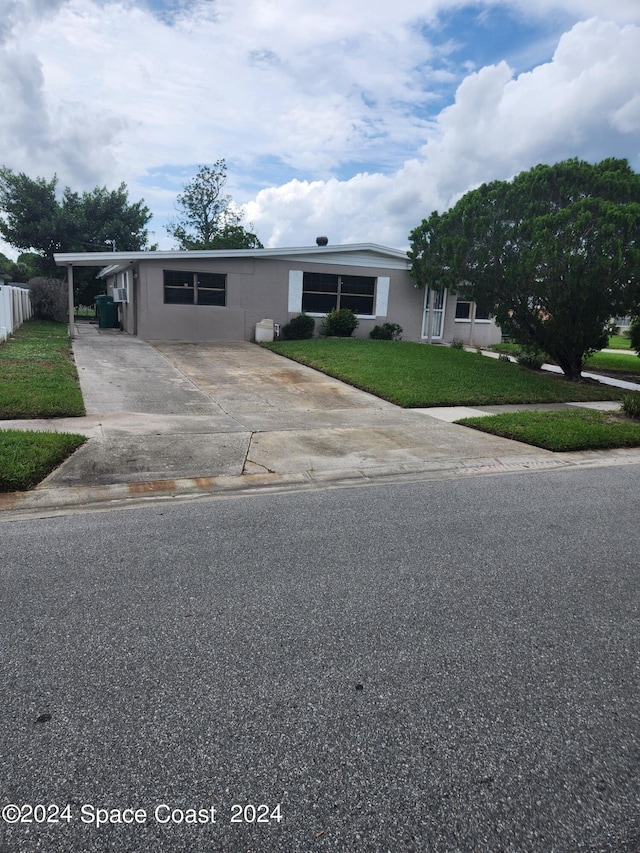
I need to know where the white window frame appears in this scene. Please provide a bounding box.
[454,297,491,324]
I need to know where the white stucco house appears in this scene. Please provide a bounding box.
[54,242,502,346]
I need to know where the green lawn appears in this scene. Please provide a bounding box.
[489,343,640,375]
[0,429,86,491]
[0,321,86,491]
[0,320,85,418]
[266,339,618,407]
[456,409,640,452]
[608,334,631,349]
[585,351,640,375]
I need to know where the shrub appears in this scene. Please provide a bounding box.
[622,391,640,420]
[28,277,67,322]
[282,313,315,340]
[516,347,546,370]
[322,308,358,337]
[450,338,464,349]
[370,322,403,341]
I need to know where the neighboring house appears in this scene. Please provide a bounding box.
[54,243,501,346]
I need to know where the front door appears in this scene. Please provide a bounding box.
[421,288,446,340]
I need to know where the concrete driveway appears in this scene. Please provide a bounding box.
[2,324,638,516]
[56,327,559,483]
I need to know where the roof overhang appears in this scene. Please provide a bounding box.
[54,243,411,277]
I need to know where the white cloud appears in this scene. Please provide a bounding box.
[247,17,640,248]
[0,1,639,258]
[6,0,442,185]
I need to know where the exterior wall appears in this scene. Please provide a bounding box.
[285,261,423,341]
[136,258,291,342]
[117,254,502,345]
[106,271,136,334]
[443,296,502,347]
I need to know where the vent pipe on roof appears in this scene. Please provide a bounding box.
[316,236,328,246]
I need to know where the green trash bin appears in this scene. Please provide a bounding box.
[95,294,119,329]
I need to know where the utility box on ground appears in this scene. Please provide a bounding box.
[255,319,275,343]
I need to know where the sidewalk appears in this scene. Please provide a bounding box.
[1,325,639,518]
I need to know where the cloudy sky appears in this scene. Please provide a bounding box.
[1,0,639,254]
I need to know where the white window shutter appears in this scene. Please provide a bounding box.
[288,270,303,312]
[374,277,390,317]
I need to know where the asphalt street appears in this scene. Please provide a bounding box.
[1,466,638,852]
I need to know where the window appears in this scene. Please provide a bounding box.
[454,298,491,322]
[302,272,375,315]
[163,270,226,306]
[455,299,472,321]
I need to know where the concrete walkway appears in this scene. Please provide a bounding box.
[1,324,639,517]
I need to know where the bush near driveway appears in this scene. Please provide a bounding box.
[281,313,315,340]
[321,308,359,337]
[265,339,618,408]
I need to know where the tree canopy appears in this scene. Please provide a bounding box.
[409,158,640,379]
[0,167,154,279]
[0,251,33,282]
[167,162,262,250]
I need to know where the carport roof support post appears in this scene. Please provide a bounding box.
[67,264,74,339]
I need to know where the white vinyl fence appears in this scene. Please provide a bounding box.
[0,283,32,343]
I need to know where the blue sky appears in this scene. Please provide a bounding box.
[1,0,639,253]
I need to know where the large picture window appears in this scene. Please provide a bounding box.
[163,270,226,306]
[302,272,375,315]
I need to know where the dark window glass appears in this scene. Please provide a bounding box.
[302,272,376,314]
[197,272,226,306]
[341,275,375,313]
[455,299,472,320]
[341,276,375,296]
[475,304,491,321]
[163,270,227,306]
[302,272,338,312]
[303,292,338,313]
[304,272,339,294]
[164,270,195,304]
[341,294,374,314]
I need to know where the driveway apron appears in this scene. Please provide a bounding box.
[148,340,560,479]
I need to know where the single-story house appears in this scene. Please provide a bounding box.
[54,242,501,346]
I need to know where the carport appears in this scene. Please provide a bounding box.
[56,251,140,339]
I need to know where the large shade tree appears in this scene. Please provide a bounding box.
[167,162,262,250]
[0,167,154,303]
[409,158,640,379]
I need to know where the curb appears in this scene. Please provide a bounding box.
[2,449,640,520]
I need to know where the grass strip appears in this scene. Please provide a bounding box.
[608,334,631,350]
[455,410,640,452]
[0,321,85,418]
[266,339,617,407]
[584,351,640,375]
[489,343,640,375]
[0,430,86,491]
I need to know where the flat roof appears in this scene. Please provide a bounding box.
[54,243,411,274]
